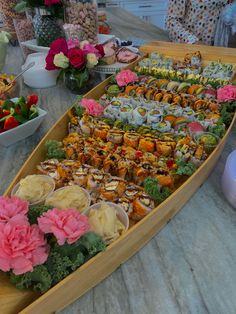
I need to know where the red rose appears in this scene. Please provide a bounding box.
[46,52,57,70]
[44,0,60,5]
[68,48,85,69]
[95,44,105,58]
[50,38,68,55]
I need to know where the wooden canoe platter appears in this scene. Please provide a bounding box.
[2,42,236,314]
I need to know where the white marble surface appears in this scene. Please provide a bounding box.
[1,12,236,314]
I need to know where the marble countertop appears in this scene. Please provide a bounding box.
[1,8,236,314]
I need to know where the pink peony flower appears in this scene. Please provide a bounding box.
[44,0,60,5]
[67,39,80,50]
[80,98,104,116]
[115,69,138,87]
[0,218,49,275]
[38,208,90,245]
[217,85,236,102]
[0,196,29,225]
[68,48,85,69]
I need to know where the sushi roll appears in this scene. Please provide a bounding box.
[147,109,163,126]
[93,124,110,141]
[79,113,95,136]
[72,164,91,187]
[166,104,183,117]
[131,192,155,221]
[166,81,180,91]
[138,137,156,153]
[116,197,133,217]
[103,153,121,174]
[182,107,196,120]
[100,177,127,201]
[123,132,140,148]
[133,162,154,185]
[162,93,173,103]
[153,91,163,102]
[132,106,147,126]
[103,100,122,120]
[107,128,124,144]
[87,168,108,191]
[119,104,133,123]
[155,120,172,132]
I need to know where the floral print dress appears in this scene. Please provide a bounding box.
[166,0,229,45]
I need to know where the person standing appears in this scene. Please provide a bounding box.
[166,0,231,45]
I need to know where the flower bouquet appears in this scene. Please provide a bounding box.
[45,38,105,94]
[0,196,106,293]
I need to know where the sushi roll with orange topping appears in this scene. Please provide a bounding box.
[123,132,140,149]
[107,129,124,144]
[138,137,156,153]
[100,177,127,201]
[131,192,155,221]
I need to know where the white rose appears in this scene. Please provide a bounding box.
[87,53,98,68]
[53,53,69,69]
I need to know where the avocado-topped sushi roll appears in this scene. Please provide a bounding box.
[132,106,147,126]
[182,107,196,120]
[147,108,163,126]
[155,120,172,132]
[119,104,133,123]
[166,104,183,117]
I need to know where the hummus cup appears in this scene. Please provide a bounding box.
[45,185,91,213]
[85,201,129,231]
[11,175,55,206]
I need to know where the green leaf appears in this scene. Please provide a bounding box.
[14,1,27,13]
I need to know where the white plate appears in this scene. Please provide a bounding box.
[21,34,116,53]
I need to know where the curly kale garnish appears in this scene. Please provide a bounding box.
[28,204,53,225]
[10,265,52,293]
[208,123,225,138]
[45,140,65,160]
[9,232,106,293]
[175,158,197,176]
[144,177,172,204]
[46,251,73,285]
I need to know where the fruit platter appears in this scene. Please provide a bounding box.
[1,42,236,314]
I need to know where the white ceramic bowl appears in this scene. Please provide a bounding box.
[45,185,91,213]
[85,202,129,231]
[0,107,47,147]
[22,53,60,89]
[11,175,55,206]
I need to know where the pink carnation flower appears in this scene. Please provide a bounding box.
[115,69,138,87]
[80,98,104,116]
[38,208,90,245]
[217,85,236,102]
[0,218,49,275]
[82,43,102,59]
[0,196,29,225]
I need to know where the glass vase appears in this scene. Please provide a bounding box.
[64,68,91,94]
[33,7,65,47]
[63,0,98,44]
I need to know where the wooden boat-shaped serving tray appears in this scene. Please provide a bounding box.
[2,42,236,314]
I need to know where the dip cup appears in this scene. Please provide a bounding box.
[45,185,91,213]
[11,175,55,206]
[194,132,220,154]
[85,201,129,231]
